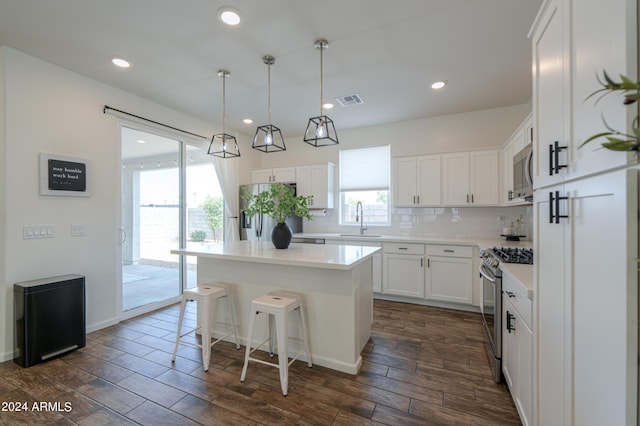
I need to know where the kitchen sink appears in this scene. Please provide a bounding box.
[339,234,382,238]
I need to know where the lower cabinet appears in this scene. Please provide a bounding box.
[502,273,533,426]
[382,243,424,297]
[425,245,473,304]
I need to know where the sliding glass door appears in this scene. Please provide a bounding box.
[119,125,224,315]
[121,126,183,312]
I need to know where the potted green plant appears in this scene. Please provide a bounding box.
[581,71,640,151]
[242,182,313,249]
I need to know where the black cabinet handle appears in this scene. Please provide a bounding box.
[508,190,513,201]
[549,190,569,224]
[505,291,516,298]
[549,141,568,175]
[506,311,516,333]
[427,258,430,268]
[554,190,569,224]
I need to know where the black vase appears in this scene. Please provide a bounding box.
[271,222,292,249]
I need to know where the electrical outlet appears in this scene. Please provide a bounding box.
[23,225,55,239]
[71,223,87,237]
[498,216,505,225]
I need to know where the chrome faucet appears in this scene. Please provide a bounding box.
[356,201,368,235]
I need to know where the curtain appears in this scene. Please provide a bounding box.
[211,156,240,242]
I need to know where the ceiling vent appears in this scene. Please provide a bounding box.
[336,94,364,107]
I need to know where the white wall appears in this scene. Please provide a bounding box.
[249,103,531,175]
[0,46,256,361]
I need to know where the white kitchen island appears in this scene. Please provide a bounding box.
[172,241,380,374]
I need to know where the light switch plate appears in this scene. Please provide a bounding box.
[23,224,55,239]
[71,223,87,237]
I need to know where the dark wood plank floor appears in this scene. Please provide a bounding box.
[0,299,520,425]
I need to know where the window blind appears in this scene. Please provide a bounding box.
[339,145,390,191]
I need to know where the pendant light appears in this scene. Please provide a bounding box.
[252,55,286,152]
[303,39,339,147]
[208,70,241,158]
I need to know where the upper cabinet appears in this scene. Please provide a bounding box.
[393,150,500,207]
[531,0,636,190]
[251,167,296,184]
[503,113,533,205]
[531,0,569,188]
[295,163,335,209]
[393,155,441,207]
[442,150,500,206]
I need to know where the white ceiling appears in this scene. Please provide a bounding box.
[0,0,542,139]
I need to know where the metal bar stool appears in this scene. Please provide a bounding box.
[240,291,312,396]
[171,283,240,371]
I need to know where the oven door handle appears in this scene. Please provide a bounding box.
[479,265,497,283]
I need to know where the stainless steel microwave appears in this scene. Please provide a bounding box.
[512,143,533,201]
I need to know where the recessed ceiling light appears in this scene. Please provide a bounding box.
[431,80,447,90]
[218,7,241,26]
[243,118,253,124]
[111,57,131,68]
[323,103,334,110]
[137,139,146,144]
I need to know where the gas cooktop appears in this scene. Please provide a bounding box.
[490,247,534,265]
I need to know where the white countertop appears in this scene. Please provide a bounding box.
[296,232,533,250]
[172,241,381,271]
[295,233,534,298]
[500,263,534,299]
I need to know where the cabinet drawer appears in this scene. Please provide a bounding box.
[503,276,532,328]
[383,243,424,255]
[426,245,472,258]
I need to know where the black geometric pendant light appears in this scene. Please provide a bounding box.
[208,70,241,158]
[303,39,339,147]
[252,55,286,153]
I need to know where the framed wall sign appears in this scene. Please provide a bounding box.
[39,153,91,197]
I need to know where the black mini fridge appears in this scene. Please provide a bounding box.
[14,274,86,367]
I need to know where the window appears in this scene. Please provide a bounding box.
[339,145,390,226]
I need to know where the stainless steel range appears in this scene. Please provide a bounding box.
[479,247,533,382]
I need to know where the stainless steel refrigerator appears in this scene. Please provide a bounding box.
[239,183,302,241]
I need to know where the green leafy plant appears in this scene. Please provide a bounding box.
[580,71,640,151]
[190,230,207,241]
[242,183,313,224]
[201,195,223,241]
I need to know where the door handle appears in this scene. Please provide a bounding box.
[118,227,126,245]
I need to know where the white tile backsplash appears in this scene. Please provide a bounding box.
[303,205,533,241]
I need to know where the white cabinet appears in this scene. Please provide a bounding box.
[531,0,569,189]
[296,163,335,209]
[532,0,635,190]
[533,170,636,426]
[530,0,638,423]
[502,273,533,426]
[503,113,533,205]
[251,167,296,184]
[382,243,424,298]
[425,245,473,304]
[393,155,441,206]
[442,150,500,206]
